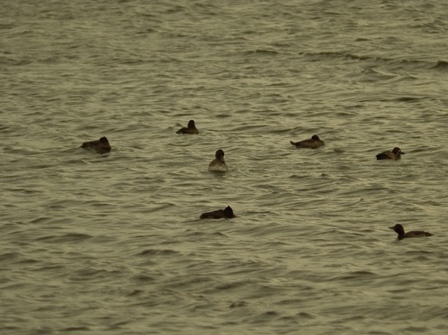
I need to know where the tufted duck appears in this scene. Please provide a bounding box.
[290,135,324,149]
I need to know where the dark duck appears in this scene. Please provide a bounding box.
[200,206,235,219]
[389,224,432,240]
[176,120,199,134]
[80,136,111,154]
[376,147,405,160]
[290,135,324,149]
[208,149,228,172]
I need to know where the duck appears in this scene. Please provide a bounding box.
[208,149,228,172]
[389,224,432,240]
[176,120,199,134]
[200,206,236,219]
[376,147,405,160]
[290,135,324,149]
[80,136,111,154]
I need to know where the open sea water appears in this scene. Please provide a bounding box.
[2,0,448,334]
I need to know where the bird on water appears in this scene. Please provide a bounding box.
[389,224,432,240]
[176,120,199,134]
[376,147,405,160]
[290,135,325,149]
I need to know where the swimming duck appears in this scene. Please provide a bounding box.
[376,147,405,160]
[290,135,324,149]
[200,206,236,219]
[80,136,111,154]
[208,149,228,172]
[176,120,199,134]
[389,224,432,240]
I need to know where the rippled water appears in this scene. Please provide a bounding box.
[2,0,448,334]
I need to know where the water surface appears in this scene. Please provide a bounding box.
[2,0,448,334]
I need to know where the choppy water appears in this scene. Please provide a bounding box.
[2,0,448,334]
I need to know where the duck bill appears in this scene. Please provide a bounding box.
[388,226,395,230]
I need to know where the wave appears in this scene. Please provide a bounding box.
[431,60,448,70]
[244,49,280,56]
[299,50,448,70]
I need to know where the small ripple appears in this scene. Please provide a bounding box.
[138,249,180,256]
[35,233,92,243]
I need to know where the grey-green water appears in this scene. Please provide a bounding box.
[2,0,448,334]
